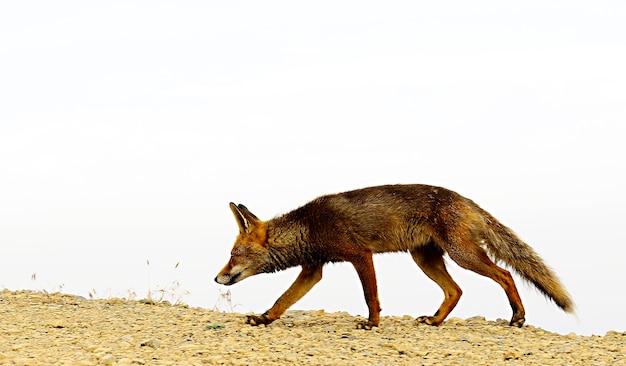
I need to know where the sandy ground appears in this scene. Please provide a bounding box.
[0,290,624,365]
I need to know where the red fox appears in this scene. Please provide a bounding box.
[215,184,574,329]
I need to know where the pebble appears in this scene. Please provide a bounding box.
[98,354,115,365]
[139,339,159,349]
[0,289,624,365]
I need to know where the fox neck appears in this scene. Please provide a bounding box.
[263,219,314,272]
[264,245,301,272]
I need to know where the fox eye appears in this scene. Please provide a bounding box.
[231,247,246,257]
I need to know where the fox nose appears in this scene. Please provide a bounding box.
[214,276,218,283]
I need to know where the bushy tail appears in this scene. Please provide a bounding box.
[477,209,575,314]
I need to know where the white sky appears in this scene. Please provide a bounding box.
[1,1,625,336]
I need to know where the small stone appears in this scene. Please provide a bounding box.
[495,318,509,326]
[503,351,523,360]
[466,316,486,323]
[306,349,321,356]
[99,354,115,365]
[140,339,159,349]
[446,317,466,325]
[119,335,134,343]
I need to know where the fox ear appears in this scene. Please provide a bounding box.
[229,202,259,234]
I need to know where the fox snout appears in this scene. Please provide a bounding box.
[214,271,242,286]
[215,261,249,286]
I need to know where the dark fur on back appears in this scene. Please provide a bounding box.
[268,184,454,256]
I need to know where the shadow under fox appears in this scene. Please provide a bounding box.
[215,184,574,329]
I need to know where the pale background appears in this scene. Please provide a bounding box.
[1,2,625,336]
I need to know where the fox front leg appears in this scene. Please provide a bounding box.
[350,252,381,330]
[246,265,323,327]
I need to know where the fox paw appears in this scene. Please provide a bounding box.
[416,316,442,326]
[355,320,378,330]
[245,314,272,326]
[509,316,525,328]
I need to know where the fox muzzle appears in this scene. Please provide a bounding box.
[214,271,242,286]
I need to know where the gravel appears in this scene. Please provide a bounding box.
[1,290,624,365]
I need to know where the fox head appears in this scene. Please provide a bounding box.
[215,203,270,286]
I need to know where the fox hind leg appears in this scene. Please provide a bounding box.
[440,237,526,327]
[411,242,463,326]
